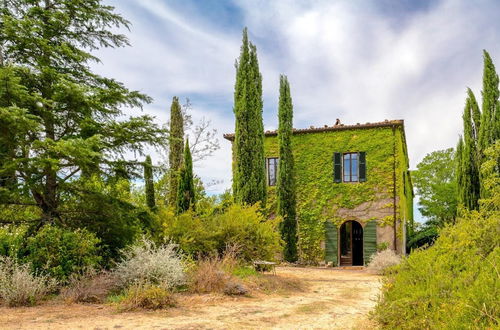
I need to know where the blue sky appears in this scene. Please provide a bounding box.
[95,0,500,221]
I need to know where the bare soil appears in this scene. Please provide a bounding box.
[0,267,381,329]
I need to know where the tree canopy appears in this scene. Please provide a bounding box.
[412,148,457,226]
[0,0,166,253]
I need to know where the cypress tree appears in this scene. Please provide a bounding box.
[460,91,481,210]
[478,50,499,154]
[144,155,156,211]
[177,139,195,213]
[277,75,298,262]
[168,96,184,208]
[232,28,266,206]
[456,137,465,208]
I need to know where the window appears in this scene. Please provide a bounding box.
[267,157,279,186]
[333,152,366,183]
[343,152,358,182]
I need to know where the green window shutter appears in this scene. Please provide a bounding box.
[359,152,366,182]
[333,152,342,183]
[325,221,338,266]
[363,221,377,265]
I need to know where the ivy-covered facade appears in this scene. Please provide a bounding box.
[224,120,413,266]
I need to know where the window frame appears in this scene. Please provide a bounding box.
[342,152,360,183]
[266,157,279,186]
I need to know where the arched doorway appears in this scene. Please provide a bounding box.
[339,221,364,266]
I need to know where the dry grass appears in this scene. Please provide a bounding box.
[243,273,306,295]
[120,284,177,311]
[60,269,119,304]
[189,245,245,295]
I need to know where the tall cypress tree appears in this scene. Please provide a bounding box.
[177,139,195,213]
[232,28,266,206]
[144,155,156,211]
[168,96,184,208]
[456,137,465,208]
[459,91,481,210]
[478,50,499,155]
[277,75,298,262]
[478,50,500,198]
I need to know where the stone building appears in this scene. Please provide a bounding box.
[224,120,413,266]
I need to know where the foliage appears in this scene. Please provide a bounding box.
[412,148,457,225]
[264,125,412,263]
[0,256,57,307]
[120,284,177,310]
[406,223,439,251]
[457,50,499,210]
[232,28,267,206]
[25,225,101,282]
[144,155,156,211]
[366,249,401,275]
[0,225,28,259]
[177,139,195,213]
[374,210,499,329]
[0,0,167,225]
[62,176,152,261]
[168,96,184,208]
[479,141,500,211]
[277,75,298,262]
[114,238,185,290]
[457,90,481,210]
[162,204,283,261]
[60,268,119,304]
[478,50,499,165]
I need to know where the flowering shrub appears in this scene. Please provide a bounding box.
[114,238,185,290]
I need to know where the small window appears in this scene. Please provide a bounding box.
[266,157,279,186]
[343,153,359,182]
[333,152,366,183]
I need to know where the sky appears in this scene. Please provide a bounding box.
[94,0,500,220]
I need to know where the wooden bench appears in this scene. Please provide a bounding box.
[253,260,276,275]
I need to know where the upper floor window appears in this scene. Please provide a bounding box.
[343,152,358,182]
[334,152,366,183]
[267,157,279,186]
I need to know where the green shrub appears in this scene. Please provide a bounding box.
[0,256,57,307]
[0,225,28,259]
[162,204,282,261]
[25,225,101,282]
[210,204,282,261]
[375,210,499,329]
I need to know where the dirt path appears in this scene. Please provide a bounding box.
[0,267,381,329]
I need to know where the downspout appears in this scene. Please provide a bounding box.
[392,126,397,253]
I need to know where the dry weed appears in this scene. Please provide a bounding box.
[366,249,401,275]
[60,268,119,304]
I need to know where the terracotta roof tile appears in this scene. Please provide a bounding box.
[223,119,404,141]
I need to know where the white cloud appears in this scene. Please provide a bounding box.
[95,0,500,195]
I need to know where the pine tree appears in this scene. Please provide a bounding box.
[478,50,499,155]
[232,28,266,206]
[277,75,298,262]
[144,155,156,211]
[177,139,195,213]
[0,1,166,224]
[168,96,184,208]
[459,91,481,210]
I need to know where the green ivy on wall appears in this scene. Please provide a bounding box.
[263,126,413,263]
